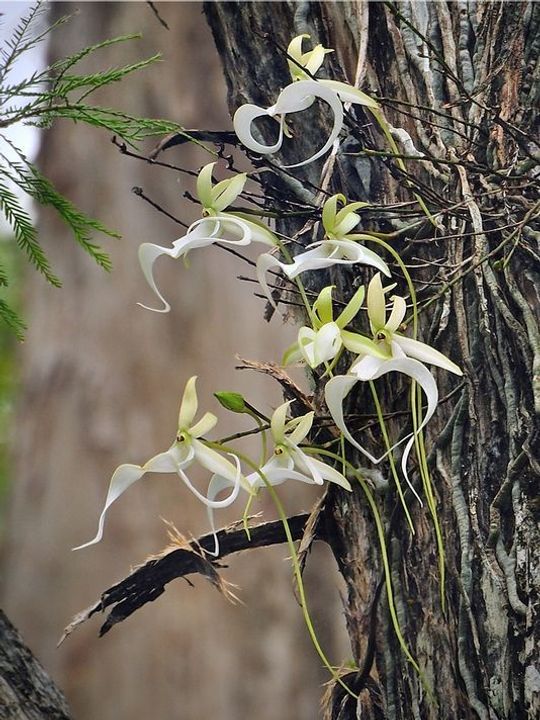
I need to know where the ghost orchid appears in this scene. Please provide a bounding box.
[234,79,344,169]
[257,194,390,306]
[325,273,462,489]
[205,401,351,555]
[138,163,276,312]
[73,376,248,551]
[233,36,378,169]
[282,284,386,369]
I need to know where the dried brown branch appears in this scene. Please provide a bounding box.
[61,514,310,643]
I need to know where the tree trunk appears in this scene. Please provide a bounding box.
[0,611,72,720]
[204,2,539,719]
[1,3,345,719]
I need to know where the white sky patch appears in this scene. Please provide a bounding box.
[0,1,46,232]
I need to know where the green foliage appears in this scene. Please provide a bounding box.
[0,1,197,337]
[0,239,21,508]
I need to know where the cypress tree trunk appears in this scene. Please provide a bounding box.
[204,2,539,718]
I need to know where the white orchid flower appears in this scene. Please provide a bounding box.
[234,79,344,169]
[256,194,390,306]
[282,284,387,369]
[205,401,351,555]
[325,273,462,491]
[233,36,378,169]
[73,376,248,551]
[138,163,277,312]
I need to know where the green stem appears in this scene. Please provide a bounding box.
[369,381,415,534]
[205,441,357,699]
[304,446,425,683]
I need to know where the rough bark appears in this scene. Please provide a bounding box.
[0,611,72,720]
[203,2,539,719]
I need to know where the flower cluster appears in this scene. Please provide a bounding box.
[76,35,462,561]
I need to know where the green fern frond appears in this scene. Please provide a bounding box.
[0,298,26,340]
[0,260,8,287]
[0,2,68,86]
[38,105,191,145]
[6,161,116,271]
[65,55,161,102]
[50,33,142,78]
[0,178,61,286]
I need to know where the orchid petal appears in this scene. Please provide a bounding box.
[192,439,242,486]
[228,213,277,246]
[312,322,342,367]
[268,80,318,115]
[189,411,218,438]
[291,446,326,485]
[178,376,199,429]
[394,336,463,375]
[319,240,391,276]
[297,326,317,367]
[334,201,369,228]
[256,252,287,306]
[186,215,252,247]
[386,296,407,333]
[282,340,303,366]
[196,162,216,209]
[313,285,334,324]
[295,452,351,490]
[272,80,344,168]
[137,241,182,313]
[304,44,333,75]
[176,444,243,516]
[336,284,365,328]
[325,374,384,464]
[211,173,247,212]
[287,34,309,62]
[72,463,145,550]
[281,244,340,278]
[144,445,190,472]
[233,103,284,155]
[253,466,319,486]
[333,211,360,237]
[319,79,379,109]
[321,194,344,234]
[205,458,244,556]
[287,34,310,80]
[270,401,292,444]
[287,411,314,445]
[367,273,386,331]
[341,330,389,358]
[349,353,388,380]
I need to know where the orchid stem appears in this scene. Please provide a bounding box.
[369,381,415,534]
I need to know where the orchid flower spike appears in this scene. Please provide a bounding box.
[257,194,390,306]
[233,36,378,169]
[205,401,351,555]
[282,284,386,369]
[138,163,277,312]
[325,273,462,494]
[73,376,249,551]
